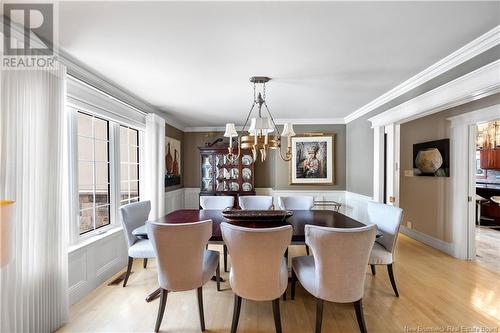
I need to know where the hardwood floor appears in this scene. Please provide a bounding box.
[58,234,500,333]
[476,226,500,273]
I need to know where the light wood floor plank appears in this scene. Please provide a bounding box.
[58,234,500,332]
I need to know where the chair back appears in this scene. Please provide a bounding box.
[238,195,273,210]
[278,196,314,210]
[200,196,234,210]
[221,223,292,301]
[120,200,151,248]
[367,201,403,253]
[305,224,376,303]
[146,220,212,291]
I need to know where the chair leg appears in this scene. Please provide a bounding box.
[197,287,206,331]
[370,264,376,275]
[387,264,399,297]
[143,258,148,269]
[353,299,367,333]
[305,245,310,256]
[230,295,242,333]
[123,257,133,287]
[282,249,289,301]
[216,262,221,292]
[315,298,324,333]
[224,244,228,273]
[291,268,297,300]
[272,298,282,333]
[154,289,168,332]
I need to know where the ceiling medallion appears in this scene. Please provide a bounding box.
[224,76,295,162]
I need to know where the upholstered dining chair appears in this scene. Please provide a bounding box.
[147,219,220,332]
[291,224,377,333]
[278,196,314,210]
[278,195,314,256]
[221,223,292,333]
[367,201,404,297]
[199,195,234,272]
[120,200,155,287]
[200,195,234,210]
[238,195,273,210]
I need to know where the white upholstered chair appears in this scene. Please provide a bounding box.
[278,196,314,210]
[367,201,403,297]
[238,195,273,210]
[278,195,315,256]
[199,195,234,272]
[120,201,155,287]
[291,224,377,333]
[200,196,234,210]
[221,223,292,333]
[147,219,220,332]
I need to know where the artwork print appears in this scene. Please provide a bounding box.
[413,139,450,177]
[165,136,182,186]
[291,135,334,184]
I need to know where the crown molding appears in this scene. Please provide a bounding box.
[368,60,500,128]
[183,118,345,132]
[344,25,500,124]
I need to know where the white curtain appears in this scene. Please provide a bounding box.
[0,63,69,332]
[143,113,165,220]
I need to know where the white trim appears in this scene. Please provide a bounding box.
[345,25,500,123]
[373,126,385,202]
[400,226,454,256]
[448,104,500,127]
[183,118,346,132]
[368,60,500,128]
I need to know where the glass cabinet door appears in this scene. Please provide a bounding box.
[201,154,214,192]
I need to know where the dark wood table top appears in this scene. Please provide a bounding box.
[135,209,380,243]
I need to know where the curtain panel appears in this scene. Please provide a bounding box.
[143,113,166,220]
[0,63,69,332]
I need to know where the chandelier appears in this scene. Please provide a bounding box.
[224,76,295,162]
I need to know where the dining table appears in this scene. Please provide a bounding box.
[133,209,380,302]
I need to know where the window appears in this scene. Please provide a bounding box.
[120,126,140,205]
[77,112,111,234]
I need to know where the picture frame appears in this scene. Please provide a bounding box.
[290,134,335,185]
[165,136,182,187]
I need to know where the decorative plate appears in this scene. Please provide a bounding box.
[242,155,253,165]
[242,168,251,180]
[230,182,239,191]
[242,182,252,191]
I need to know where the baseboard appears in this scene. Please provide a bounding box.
[400,225,454,256]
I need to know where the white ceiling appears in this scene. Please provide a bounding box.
[58,1,500,127]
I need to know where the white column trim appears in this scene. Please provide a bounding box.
[373,126,385,203]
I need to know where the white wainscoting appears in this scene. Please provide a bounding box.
[68,228,128,305]
[165,188,186,213]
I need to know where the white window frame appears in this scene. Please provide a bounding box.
[68,106,145,245]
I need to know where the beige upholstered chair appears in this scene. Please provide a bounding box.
[238,195,273,210]
[291,224,377,333]
[120,201,155,287]
[199,195,234,272]
[200,196,234,210]
[221,223,292,333]
[146,220,220,332]
[278,195,314,256]
[367,201,403,297]
[278,196,314,210]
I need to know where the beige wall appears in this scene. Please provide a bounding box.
[165,124,184,192]
[399,94,500,242]
[182,124,346,190]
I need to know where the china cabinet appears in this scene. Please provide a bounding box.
[199,143,255,206]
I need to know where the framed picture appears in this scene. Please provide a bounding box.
[165,136,182,187]
[290,134,335,185]
[413,139,449,177]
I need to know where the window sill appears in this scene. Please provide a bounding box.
[68,226,123,254]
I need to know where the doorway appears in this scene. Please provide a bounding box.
[474,120,500,273]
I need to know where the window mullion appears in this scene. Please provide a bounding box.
[110,123,121,226]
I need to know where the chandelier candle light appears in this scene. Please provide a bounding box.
[224,76,296,162]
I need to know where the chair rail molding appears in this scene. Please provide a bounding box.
[345,25,500,123]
